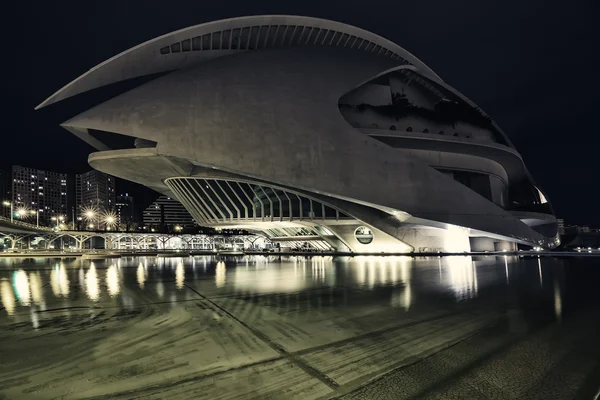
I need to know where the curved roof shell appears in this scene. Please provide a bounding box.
[36,15,440,109]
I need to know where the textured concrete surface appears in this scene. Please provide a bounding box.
[0,255,598,399]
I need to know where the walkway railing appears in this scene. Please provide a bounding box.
[0,216,54,232]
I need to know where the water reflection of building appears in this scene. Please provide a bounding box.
[106,264,120,297]
[233,257,335,294]
[51,263,70,298]
[176,262,186,289]
[446,256,478,300]
[85,264,100,301]
[351,256,411,289]
[0,279,16,315]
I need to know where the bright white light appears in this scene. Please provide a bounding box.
[85,264,100,301]
[137,263,146,289]
[50,264,70,297]
[176,262,185,289]
[0,280,16,315]
[444,225,471,253]
[215,261,226,288]
[106,265,120,297]
[14,270,31,306]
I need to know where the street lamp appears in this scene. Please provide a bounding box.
[175,225,182,232]
[30,210,39,227]
[2,201,12,223]
[16,208,28,219]
[51,215,65,230]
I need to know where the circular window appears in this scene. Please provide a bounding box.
[354,226,374,245]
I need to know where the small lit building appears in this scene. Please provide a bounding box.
[142,195,195,230]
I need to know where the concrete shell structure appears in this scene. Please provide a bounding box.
[39,15,559,253]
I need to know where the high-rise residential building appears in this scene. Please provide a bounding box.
[75,170,116,218]
[116,193,137,230]
[143,195,195,230]
[11,165,68,226]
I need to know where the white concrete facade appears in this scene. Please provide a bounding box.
[38,16,559,253]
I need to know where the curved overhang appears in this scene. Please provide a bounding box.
[90,147,556,249]
[36,15,440,109]
[362,129,526,182]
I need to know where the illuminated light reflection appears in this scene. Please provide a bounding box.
[156,281,164,298]
[504,256,509,285]
[554,279,562,321]
[447,256,478,300]
[176,262,185,289]
[29,272,43,305]
[538,258,543,288]
[215,261,226,288]
[389,257,412,310]
[13,270,31,306]
[85,263,100,301]
[0,279,16,315]
[137,263,146,289]
[50,263,70,297]
[106,265,120,297]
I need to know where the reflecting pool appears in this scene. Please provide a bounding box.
[0,255,598,399]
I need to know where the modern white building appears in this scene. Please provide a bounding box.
[38,15,559,252]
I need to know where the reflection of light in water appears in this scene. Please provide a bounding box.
[79,268,85,289]
[106,265,120,297]
[357,262,366,287]
[85,263,100,301]
[31,308,39,329]
[215,261,225,288]
[176,262,185,289]
[538,257,543,288]
[312,258,326,283]
[554,279,562,321]
[0,280,16,315]
[13,270,31,305]
[368,259,375,288]
[353,256,412,290]
[233,259,310,293]
[50,263,70,297]
[137,263,146,289]
[447,256,478,300]
[156,281,164,298]
[504,256,509,284]
[388,257,412,310]
[29,272,43,305]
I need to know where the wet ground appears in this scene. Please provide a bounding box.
[0,255,599,399]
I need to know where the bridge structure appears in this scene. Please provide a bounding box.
[0,216,268,251]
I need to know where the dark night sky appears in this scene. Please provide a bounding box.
[2,0,598,225]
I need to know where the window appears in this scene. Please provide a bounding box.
[355,226,373,244]
[406,127,413,132]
